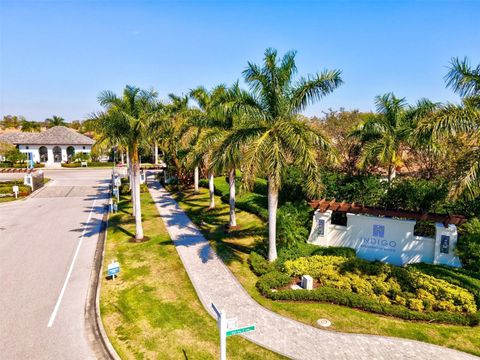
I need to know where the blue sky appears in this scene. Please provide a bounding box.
[1,0,479,121]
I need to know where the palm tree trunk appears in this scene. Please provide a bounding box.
[194,166,199,193]
[132,144,143,240]
[267,178,278,262]
[228,168,237,228]
[208,172,215,209]
[387,163,396,185]
[154,142,158,165]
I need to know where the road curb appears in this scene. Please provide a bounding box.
[85,209,121,360]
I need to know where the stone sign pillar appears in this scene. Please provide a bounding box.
[308,210,332,246]
[433,223,461,267]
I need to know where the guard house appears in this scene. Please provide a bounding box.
[308,200,465,267]
[0,126,94,166]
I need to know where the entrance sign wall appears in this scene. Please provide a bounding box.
[308,210,461,267]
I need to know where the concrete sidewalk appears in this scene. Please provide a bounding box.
[148,181,478,360]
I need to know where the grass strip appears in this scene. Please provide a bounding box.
[100,191,285,359]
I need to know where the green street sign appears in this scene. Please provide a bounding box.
[226,325,255,337]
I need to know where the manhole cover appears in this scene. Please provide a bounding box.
[317,319,332,327]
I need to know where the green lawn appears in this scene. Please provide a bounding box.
[100,191,285,359]
[171,187,480,357]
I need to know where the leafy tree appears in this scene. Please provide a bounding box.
[45,115,66,128]
[21,120,41,132]
[316,109,371,175]
[1,115,23,129]
[457,218,480,272]
[226,48,342,261]
[5,147,26,163]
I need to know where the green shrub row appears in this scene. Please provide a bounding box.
[0,162,44,168]
[61,161,114,168]
[256,272,480,326]
[250,246,357,276]
[283,255,477,314]
[410,263,480,307]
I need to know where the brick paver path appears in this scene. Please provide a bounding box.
[148,182,478,360]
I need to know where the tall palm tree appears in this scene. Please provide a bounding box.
[425,57,480,198]
[350,93,437,184]
[90,85,158,240]
[45,115,66,128]
[154,94,191,183]
[188,84,228,208]
[224,48,342,261]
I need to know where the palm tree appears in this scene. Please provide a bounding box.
[154,94,191,183]
[425,57,480,198]
[350,93,437,184]
[224,48,342,261]
[188,85,228,208]
[90,85,158,240]
[45,115,66,128]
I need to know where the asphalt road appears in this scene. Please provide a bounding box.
[0,169,110,360]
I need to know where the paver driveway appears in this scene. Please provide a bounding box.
[0,169,110,360]
[148,181,479,360]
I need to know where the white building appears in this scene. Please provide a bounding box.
[0,126,94,166]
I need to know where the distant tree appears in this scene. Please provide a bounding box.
[1,115,23,129]
[317,109,372,175]
[21,120,41,132]
[69,120,83,131]
[350,94,438,185]
[45,115,66,128]
[0,142,15,157]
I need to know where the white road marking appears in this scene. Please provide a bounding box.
[47,198,98,328]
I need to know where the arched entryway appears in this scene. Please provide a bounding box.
[53,146,62,163]
[39,146,48,162]
[66,146,75,162]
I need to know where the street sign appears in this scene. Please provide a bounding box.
[226,325,255,337]
[108,261,120,278]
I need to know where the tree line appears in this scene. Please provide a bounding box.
[85,48,479,262]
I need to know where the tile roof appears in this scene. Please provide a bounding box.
[0,126,95,145]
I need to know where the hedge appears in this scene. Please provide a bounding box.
[0,162,44,168]
[62,162,114,168]
[410,263,480,307]
[282,255,477,314]
[256,272,480,326]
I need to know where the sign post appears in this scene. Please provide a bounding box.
[107,260,120,280]
[211,303,255,360]
[12,185,19,199]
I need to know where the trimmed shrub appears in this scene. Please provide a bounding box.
[256,271,291,294]
[261,286,479,326]
[280,255,477,315]
[457,218,480,272]
[410,263,480,307]
[276,202,311,248]
[249,251,274,276]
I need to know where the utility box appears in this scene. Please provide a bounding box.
[301,275,313,290]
